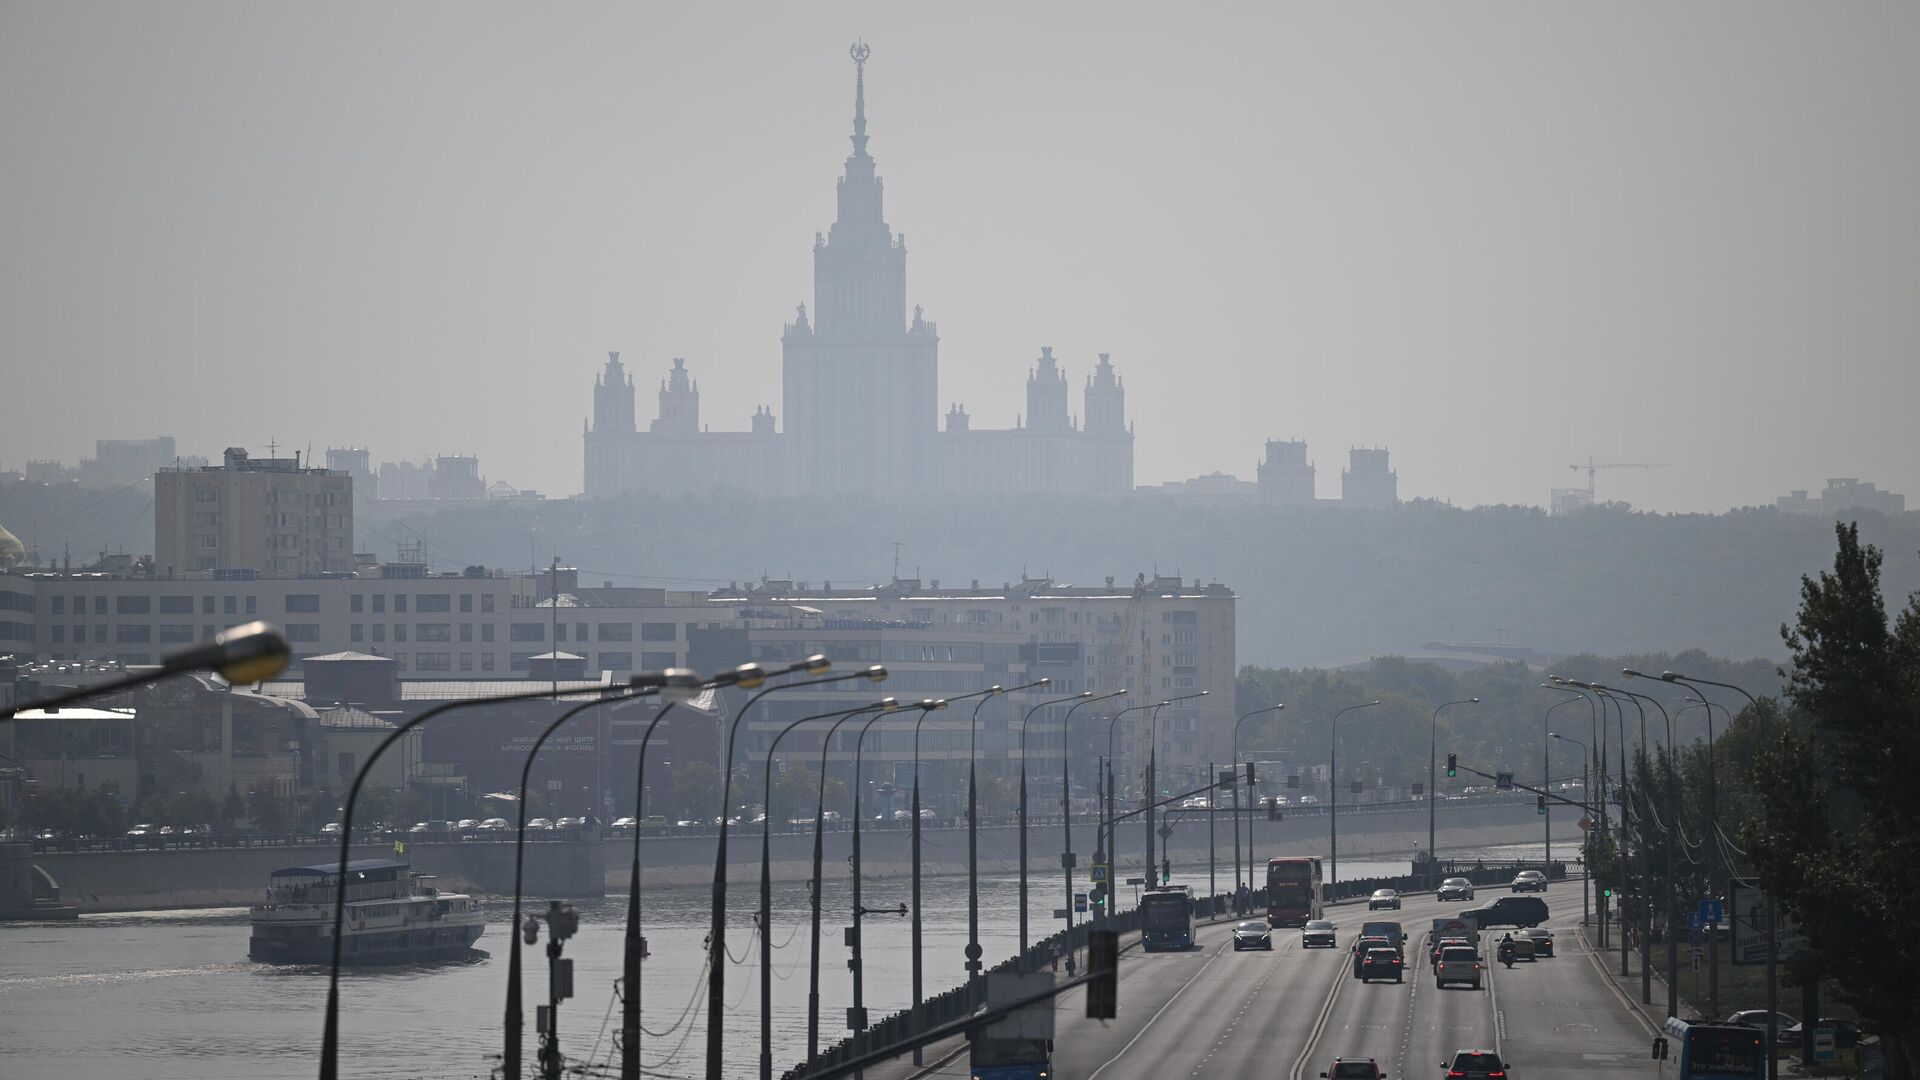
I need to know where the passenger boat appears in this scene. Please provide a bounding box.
[249,858,485,965]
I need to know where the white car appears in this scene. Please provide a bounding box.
[527,818,555,831]
[1435,945,1483,990]
[477,818,511,832]
[319,822,341,835]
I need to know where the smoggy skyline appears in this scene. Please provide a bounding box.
[4,4,1917,513]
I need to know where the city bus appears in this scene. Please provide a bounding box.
[1267,856,1325,927]
[1139,885,1196,951]
[1660,1018,1767,1080]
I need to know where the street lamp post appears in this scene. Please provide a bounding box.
[506,687,662,1080]
[1014,690,1091,952]
[1542,695,1584,868]
[1546,682,1606,946]
[1101,702,1157,910]
[1607,678,1678,1020]
[1231,705,1283,910]
[1660,669,1773,1080]
[701,655,858,1080]
[806,699,899,1063]
[1550,731,1591,928]
[1328,701,1382,884]
[760,685,890,1080]
[1426,699,1477,891]
[1640,670,1724,1020]
[964,680,1049,986]
[1144,691,1209,888]
[907,695,951,1063]
[846,703,921,1053]
[1059,692,1120,949]
[320,672,681,1080]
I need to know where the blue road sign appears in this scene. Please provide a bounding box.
[1699,899,1724,924]
[1687,913,1702,930]
[1075,893,1089,913]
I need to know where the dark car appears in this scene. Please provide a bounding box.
[1302,920,1338,948]
[1466,896,1548,928]
[1522,927,1554,957]
[1438,877,1475,902]
[1369,888,1402,910]
[1510,870,1548,893]
[1233,920,1274,951]
[1360,947,1404,983]
[1323,1058,1387,1080]
[1444,1050,1508,1080]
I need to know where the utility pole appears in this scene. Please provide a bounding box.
[530,900,578,1080]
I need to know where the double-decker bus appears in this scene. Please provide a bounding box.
[1660,1019,1767,1080]
[1139,885,1196,951]
[1267,856,1325,927]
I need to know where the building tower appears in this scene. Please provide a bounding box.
[1080,352,1133,493]
[1257,439,1316,505]
[1341,447,1399,508]
[653,358,700,435]
[782,42,939,495]
[593,351,636,435]
[1026,347,1072,432]
[1083,354,1125,435]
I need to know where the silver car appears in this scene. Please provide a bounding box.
[1233,920,1273,951]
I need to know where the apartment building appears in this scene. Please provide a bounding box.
[154,447,353,576]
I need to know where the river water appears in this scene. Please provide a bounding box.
[0,844,1552,1079]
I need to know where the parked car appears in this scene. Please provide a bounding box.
[1437,877,1475,902]
[477,818,510,832]
[1511,870,1549,893]
[1359,947,1404,983]
[1435,945,1482,989]
[1443,1049,1508,1080]
[1726,1011,1801,1043]
[455,818,481,832]
[1298,795,1321,805]
[1522,927,1554,957]
[893,809,913,821]
[1369,889,1402,911]
[1466,896,1548,928]
[319,822,341,835]
[1302,920,1338,948]
[125,823,156,838]
[1233,920,1273,951]
[527,818,556,831]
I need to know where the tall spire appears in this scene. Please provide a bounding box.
[849,40,871,159]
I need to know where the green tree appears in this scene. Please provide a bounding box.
[358,783,396,826]
[394,789,430,825]
[1746,523,1920,1080]
[666,763,720,822]
[221,784,246,828]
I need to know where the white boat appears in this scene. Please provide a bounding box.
[249,859,485,965]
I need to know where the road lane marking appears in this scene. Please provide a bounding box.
[1289,933,1358,1080]
[1087,935,1230,1080]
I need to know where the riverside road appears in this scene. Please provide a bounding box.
[885,880,1655,1080]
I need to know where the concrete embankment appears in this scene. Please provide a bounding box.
[25,839,603,913]
[18,798,1557,913]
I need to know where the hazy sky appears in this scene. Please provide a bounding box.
[4,3,1916,512]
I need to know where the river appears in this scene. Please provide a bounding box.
[0,844,1557,1079]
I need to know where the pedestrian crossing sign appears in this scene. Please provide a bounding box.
[1090,864,1109,883]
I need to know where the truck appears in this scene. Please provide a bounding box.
[970,970,1055,1080]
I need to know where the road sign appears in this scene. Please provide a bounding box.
[1075,892,1089,913]
[1698,899,1724,924]
[1158,824,1173,840]
[1813,1029,1837,1063]
[1690,949,1702,972]
[1687,913,1701,930]
[1729,882,1805,966]
[1577,816,1592,831]
[1090,864,1109,883]
[1496,771,1514,791]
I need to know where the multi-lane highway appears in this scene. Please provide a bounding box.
[893,880,1659,1080]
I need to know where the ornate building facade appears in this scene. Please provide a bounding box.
[583,45,1134,500]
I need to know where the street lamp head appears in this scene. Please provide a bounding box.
[988,685,1005,694]
[1037,677,1052,687]
[1079,691,1094,698]
[1661,671,1683,682]
[728,662,767,690]
[803,654,832,676]
[876,697,901,712]
[863,665,889,683]
[162,621,292,684]
[921,698,947,711]
[1469,697,1480,704]
[653,668,706,703]
[1622,668,1645,679]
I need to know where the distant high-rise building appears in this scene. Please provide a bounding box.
[1777,478,1905,517]
[1257,439,1316,505]
[583,45,1132,500]
[155,447,352,576]
[427,456,485,500]
[1340,448,1399,509]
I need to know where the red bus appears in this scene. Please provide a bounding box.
[1267,856,1325,927]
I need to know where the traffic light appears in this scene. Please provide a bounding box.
[1161,859,1171,885]
[1446,754,1457,778]
[1086,930,1119,1019]
[1090,883,1106,909]
[1536,795,1547,815]
[1267,799,1278,821]
[1244,762,1256,785]
[1287,773,1300,789]
[1603,887,1614,898]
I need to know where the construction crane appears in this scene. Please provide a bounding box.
[1567,456,1669,503]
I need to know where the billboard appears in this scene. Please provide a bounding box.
[1729,880,1804,966]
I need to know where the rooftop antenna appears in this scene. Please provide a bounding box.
[892,542,903,582]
